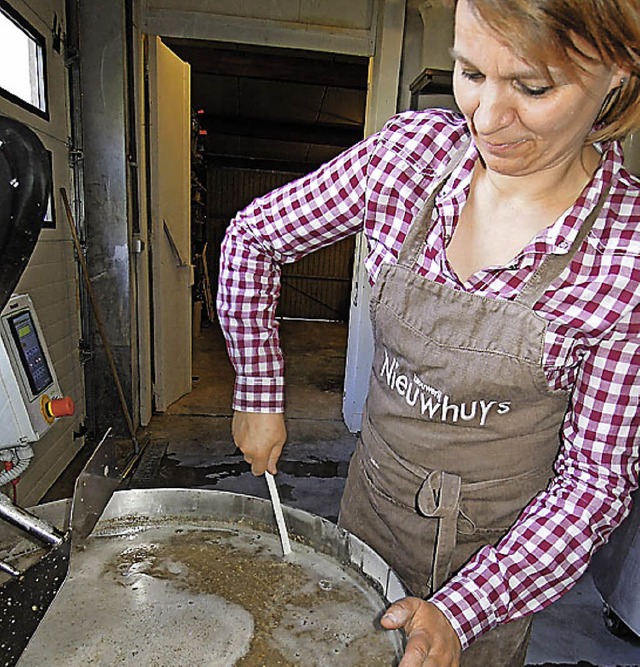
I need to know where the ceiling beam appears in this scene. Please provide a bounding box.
[165,41,369,90]
[199,114,364,148]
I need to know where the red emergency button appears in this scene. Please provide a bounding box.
[41,395,75,423]
[49,397,75,418]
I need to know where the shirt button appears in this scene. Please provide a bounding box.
[558,241,570,250]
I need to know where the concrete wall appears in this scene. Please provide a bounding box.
[146,0,373,28]
[398,0,455,111]
[143,0,376,56]
[0,0,85,504]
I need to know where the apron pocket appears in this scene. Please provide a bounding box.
[344,449,442,597]
[459,465,553,534]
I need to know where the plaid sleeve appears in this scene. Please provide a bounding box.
[430,303,640,649]
[216,109,470,412]
[216,134,379,411]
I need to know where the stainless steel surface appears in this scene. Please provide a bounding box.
[77,0,135,438]
[70,428,122,542]
[7,488,405,666]
[0,559,19,577]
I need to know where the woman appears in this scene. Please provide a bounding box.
[217,1,640,665]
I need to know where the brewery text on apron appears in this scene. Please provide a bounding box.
[339,148,606,665]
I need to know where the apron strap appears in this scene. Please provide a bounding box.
[417,470,462,593]
[515,184,612,308]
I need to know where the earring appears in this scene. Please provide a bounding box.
[620,77,628,87]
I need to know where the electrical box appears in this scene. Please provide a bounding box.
[0,294,71,449]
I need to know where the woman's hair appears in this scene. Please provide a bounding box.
[444,0,640,142]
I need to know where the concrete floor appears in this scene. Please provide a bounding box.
[47,319,640,666]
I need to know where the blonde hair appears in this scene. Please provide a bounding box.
[445,0,640,142]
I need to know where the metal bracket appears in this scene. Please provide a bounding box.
[78,339,93,365]
[132,236,145,254]
[70,428,122,541]
[409,67,453,110]
[67,146,84,166]
[71,428,148,543]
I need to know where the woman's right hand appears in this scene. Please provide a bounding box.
[231,411,287,476]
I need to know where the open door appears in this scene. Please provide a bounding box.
[147,36,192,411]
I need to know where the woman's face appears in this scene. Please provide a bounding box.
[451,0,626,178]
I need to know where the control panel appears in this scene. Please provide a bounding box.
[0,294,74,449]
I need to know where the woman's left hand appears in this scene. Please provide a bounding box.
[380,597,462,666]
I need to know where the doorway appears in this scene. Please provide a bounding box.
[159,38,369,413]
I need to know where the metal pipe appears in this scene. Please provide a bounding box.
[64,0,96,437]
[0,559,20,577]
[0,492,63,547]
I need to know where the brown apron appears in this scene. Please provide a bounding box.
[339,149,607,665]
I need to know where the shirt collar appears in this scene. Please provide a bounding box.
[435,138,477,203]
[435,139,624,256]
[539,140,622,255]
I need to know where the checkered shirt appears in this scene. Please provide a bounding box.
[217,109,640,648]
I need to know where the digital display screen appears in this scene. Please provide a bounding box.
[8,310,53,395]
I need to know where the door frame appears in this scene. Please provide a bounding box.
[343,0,407,431]
[137,0,407,430]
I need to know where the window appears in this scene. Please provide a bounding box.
[0,2,47,118]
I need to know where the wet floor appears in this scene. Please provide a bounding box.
[45,319,640,666]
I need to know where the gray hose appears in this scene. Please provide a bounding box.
[0,445,33,486]
[0,455,30,486]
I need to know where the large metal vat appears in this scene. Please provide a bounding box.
[592,488,640,638]
[1,488,406,665]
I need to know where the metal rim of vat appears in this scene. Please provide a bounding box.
[1,488,407,665]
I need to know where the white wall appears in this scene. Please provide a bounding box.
[399,0,455,111]
[0,0,85,504]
